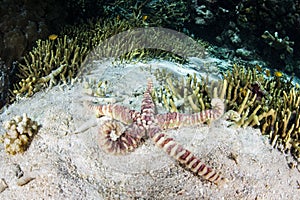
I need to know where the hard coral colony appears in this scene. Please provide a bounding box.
[152,65,300,161]
[0,113,38,155]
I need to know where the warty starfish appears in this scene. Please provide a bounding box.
[84,79,226,185]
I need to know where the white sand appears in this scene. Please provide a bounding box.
[0,59,299,199]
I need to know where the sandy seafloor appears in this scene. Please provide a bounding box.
[0,59,300,200]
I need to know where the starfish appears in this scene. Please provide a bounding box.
[84,79,226,185]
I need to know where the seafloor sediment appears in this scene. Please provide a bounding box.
[0,60,299,199]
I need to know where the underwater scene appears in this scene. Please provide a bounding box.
[0,0,300,199]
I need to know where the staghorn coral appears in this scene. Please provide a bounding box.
[12,17,132,99]
[219,65,299,161]
[62,16,208,65]
[221,65,300,160]
[0,113,38,155]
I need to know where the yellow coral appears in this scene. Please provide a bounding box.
[1,113,38,155]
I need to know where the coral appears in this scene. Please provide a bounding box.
[82,78,111,98]
[261,31,294,54]
[63,18,207,66]
[218,65,299,161]
[12,17,136,99]
[194,5,214,25]
[13,35,88,98]
[85,79,226,184]
[0,113,38,155]
[102,0,189,29]
[152,69,222,114]
[152,64,300,161]
[12,11,210,101]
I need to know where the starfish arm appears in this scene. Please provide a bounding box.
[98,120,145,155]
[156,98,225,129]
[210,98,225,117]
[84,101,140,125]
[149,127,225,185]
[140,79,156,129]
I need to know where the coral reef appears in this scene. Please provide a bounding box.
[152,64,300,161]
[0,0,71,108]
[13,15,209,99]
[0,113,39,155]
[152,68,222,114]
[221,65,300,160]
[153,74,210,113]
[189,0,300,75]
[13,35,88,98]
[2,0,300,108]
[101,0,190,29]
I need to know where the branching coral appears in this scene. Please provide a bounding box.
[0,113,39,155]
[14,16,200,100]
[219,65,299,160]
[82,78,111,97]
[152,64,300,161]
[152,68,224,114]
[261,31,294,54]
[13,35,88,98]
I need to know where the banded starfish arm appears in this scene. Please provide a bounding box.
[98,120,146,155]
[156,98,225,129]
[148,126,225,185]
[140,79,156,129]
[84,101,140,125]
